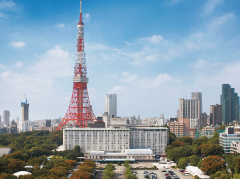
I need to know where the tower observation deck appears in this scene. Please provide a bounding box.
[56,0,96,130]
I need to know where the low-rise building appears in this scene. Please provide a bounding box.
[219,127,240,154]
[230,141,240,153]
[201,126,215,138]
[85,148,155,162]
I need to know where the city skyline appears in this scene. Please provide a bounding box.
[0,0,240,120]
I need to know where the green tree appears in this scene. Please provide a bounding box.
[232,158,240,174]
[201,144,223,156]
[124,167,137,179]
[171,140,185,148]
[124,160,131,168]
[209,131,219,144]
[177,157,189,169]
[197,160,203,168]
[167,145,193,162]
[105,163,116,171]
[180,136,193,145]
[192,136,209,146]
[0,156,9,173]
[169,132,177,145]
[231,173,240,179]
[103,170,115,179]
[189,155,200,166]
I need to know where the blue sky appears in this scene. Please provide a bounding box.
[1,0,240,121]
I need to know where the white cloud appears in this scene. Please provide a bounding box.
[209,13,236,29]
[29,46,72,78]
[140,74,173,88]
[108,85,127,94]
[0,64,6,69]
[203,0,224,15]
[0,46,73,120]
[84,13,90,21]
[121,75,138,83]
[122,72,130,76]
[15,61,23,67]
[143,35,163,44]
[188,59,222,69]
[55,23,65,29]
[10,41,25,48]
[86,29,217,66]
[0,0,18,18]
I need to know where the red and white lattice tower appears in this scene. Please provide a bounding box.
[56,0,96,130]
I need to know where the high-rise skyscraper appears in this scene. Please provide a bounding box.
[3,110,10,126]
[209,104,222,125]
[19,98,30,133]
[105,94,117,117]
[21,101,29,121]
[179,92,202,119]
[221,84,239,124]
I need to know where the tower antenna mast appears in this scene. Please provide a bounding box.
[56,0,96,130]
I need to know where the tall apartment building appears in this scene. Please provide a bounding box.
[21,101,29,121]
[19,100,30,133]
[209,104,222,125]
[179,92,202,120]
[200,112,208,128]
[169,118,190,138]
[105,94,117,117]
[221,84,239,124]
[3,110,10,126]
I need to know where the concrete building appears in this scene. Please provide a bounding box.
[19,99,30,133]
[10,120,18,133]
[64,124,130,153]
[19,121,30,133]
[98,112,111,128]
[21,101,29,121]
[200,112,208,128]
[127,115,142,125]
[63,118,169,160]
[209,104,222,126]
[190,118,200,130]
[46,120,51,127]
[169,118,190,138]
[179,93,202,129]
[230,141,240,153]
[219,127,240,154]
[85,148,155,162]
[201,126,215,138]
[3,110,10,126]
[221,84,239,124]
[129,127,168,155]
[105,94,117,118]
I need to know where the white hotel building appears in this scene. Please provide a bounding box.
[63,118,168,161]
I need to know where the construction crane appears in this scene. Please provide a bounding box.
[24,94,28,103]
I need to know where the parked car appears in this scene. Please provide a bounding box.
[179,169,184,172]
[183,172,190,175]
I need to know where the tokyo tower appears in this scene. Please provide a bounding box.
[56,0,96,130]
